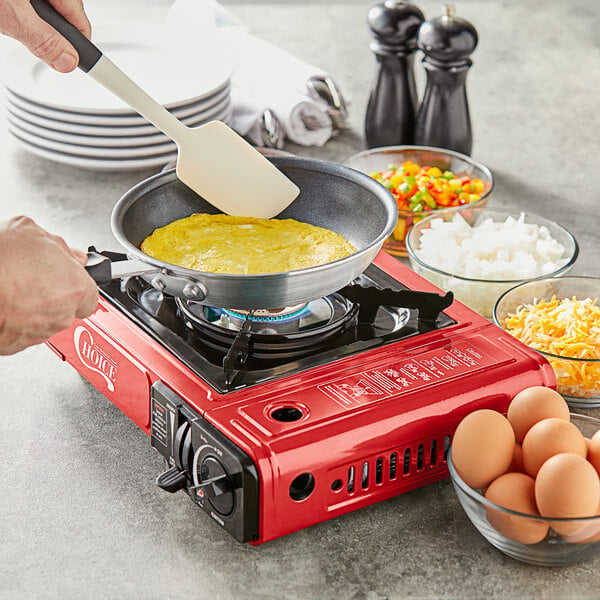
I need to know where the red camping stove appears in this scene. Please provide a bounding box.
[47,251,554,544]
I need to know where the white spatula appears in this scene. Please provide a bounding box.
[30,0,299,219]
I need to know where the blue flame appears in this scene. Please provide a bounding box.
[223,306,309,323]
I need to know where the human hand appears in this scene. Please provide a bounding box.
[0,0,90,72]
[0,216,98,355]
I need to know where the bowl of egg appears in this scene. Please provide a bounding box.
[345,146,494,257]
[494,276,600,407]
[405,206,579,319]
[449,386,600,566]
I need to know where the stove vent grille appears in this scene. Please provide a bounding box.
[339,433,452,499]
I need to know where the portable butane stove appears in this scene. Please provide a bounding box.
[48,251,554,544]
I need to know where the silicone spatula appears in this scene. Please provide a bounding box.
[30,0,299,219]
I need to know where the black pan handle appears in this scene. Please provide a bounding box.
[30,0,102,72]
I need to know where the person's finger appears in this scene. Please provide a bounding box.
[12,3,79,72]
[47,231,72,254]
[48,0,91,38]
[69,247,88,265]
[74,285,99,319]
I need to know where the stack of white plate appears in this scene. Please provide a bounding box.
[2,23,233,171]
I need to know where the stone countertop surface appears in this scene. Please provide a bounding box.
[1,1,599,598]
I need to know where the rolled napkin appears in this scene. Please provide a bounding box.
[224,30,333,147]
[167,1,341,147]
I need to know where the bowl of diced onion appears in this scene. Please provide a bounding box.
[405,206,579,319]
[493,276,600,407]
[345,146,494,257]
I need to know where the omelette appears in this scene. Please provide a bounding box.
[140,213,357,275]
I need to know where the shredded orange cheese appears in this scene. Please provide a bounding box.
[503,295,600,397]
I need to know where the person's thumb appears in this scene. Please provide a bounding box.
[13,6,79,72]
[70,247,88,265]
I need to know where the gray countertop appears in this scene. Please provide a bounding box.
[1,1,600,598]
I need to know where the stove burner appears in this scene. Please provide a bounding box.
[223,304,309,323]
[176,294,364,354]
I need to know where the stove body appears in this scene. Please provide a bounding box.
[48,252,554,544]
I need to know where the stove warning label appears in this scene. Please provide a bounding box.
[151,400,168,449]
[318,340,501,409]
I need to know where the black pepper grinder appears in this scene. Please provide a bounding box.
[414,4,478,155]
[364,0,425,148]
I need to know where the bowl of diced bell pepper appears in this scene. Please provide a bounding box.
[345,145,494,257]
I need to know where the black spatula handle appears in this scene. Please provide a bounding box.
[30,0,102,72]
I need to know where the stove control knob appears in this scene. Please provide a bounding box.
[156,466,188,493]
[198,456,234,516]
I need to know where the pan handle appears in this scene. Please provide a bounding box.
[30,0,102,72]
[86,250,160,285]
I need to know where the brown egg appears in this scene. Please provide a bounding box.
[555,502,600,543]
[484,472,548,544]
[451,409,515,489]
[507,386,570,443]
[507,443,524,473]
[588,429,600,476]
[522,418,587,477]
[550,506,600,544]
[535,453,600,519]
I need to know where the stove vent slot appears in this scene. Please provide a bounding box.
[430,439,438,466]
[416,444,424,470]
[361,462,369,489]
[403,448,411,475]
[375,458,383,484]
[443,435,452,461]
[389,452,397,479]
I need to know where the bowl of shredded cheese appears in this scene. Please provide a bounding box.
[405,207,579,319]
[494,276,600,407]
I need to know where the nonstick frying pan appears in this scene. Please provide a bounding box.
[88,156,397,309]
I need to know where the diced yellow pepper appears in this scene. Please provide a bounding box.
[390,173,405,187]
[392,218,406,240]
[471,179,485,194]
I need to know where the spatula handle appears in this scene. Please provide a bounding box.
[30,0,102,72]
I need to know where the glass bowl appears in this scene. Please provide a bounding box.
[448,413,600,566]
[494,276,600,407]
[344,145,494,257]
[405,206,579,319]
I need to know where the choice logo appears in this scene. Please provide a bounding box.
[74,325,117,392]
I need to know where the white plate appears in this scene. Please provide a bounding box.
[6,97,232,143]
[9,130,178,172]
[6,105,233,158]
[4,82,230,126]
[2,23,233,114]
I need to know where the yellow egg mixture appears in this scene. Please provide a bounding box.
[140,213,357,274]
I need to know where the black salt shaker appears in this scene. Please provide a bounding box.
[414,4,478,155]
[364,0,425,148]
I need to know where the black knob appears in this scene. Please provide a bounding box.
[417,4,477,65]
[367,0,425,51]
[198,456,235,516]
[156,466,188,493]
